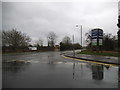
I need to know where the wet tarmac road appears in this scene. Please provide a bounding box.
[2,51,120,88]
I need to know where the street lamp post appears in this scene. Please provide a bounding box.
[76,25,82,48]
[72,35,75,56]
[81,25,82,48]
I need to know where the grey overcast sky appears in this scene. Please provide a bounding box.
[2,0,120,46]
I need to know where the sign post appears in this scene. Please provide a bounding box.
[91,28,103,53]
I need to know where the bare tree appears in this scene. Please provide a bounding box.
[2,29,31,50]
[39,39,43,47]
[47,32,57,47]
[62,36,71,44]
[36,38,43,47]
[59,36,72,51]
[85,30,92,45]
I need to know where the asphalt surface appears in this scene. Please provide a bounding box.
[2,51,120,88]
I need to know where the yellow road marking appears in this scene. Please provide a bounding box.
[61,55,120,67]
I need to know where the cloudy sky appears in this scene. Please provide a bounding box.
[2,0,120,46]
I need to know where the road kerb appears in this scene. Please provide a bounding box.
[61,54,120,67]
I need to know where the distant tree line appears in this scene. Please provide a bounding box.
[2,29,58,52]
[3,28,118,52]
[2,28,82,52]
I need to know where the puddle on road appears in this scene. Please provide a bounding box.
[2,52,120,88]
[3,60,119,88]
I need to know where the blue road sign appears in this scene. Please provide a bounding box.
[91,29,98,39]
[91,29,103,46]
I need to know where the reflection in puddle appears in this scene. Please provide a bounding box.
[91,64,104,80]
[71,61,116,81]
[73,62,75,79]
[38,57,118,82]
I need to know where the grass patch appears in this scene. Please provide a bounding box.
[78,50,120,57]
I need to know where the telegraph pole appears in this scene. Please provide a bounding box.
[72,35,75,56]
